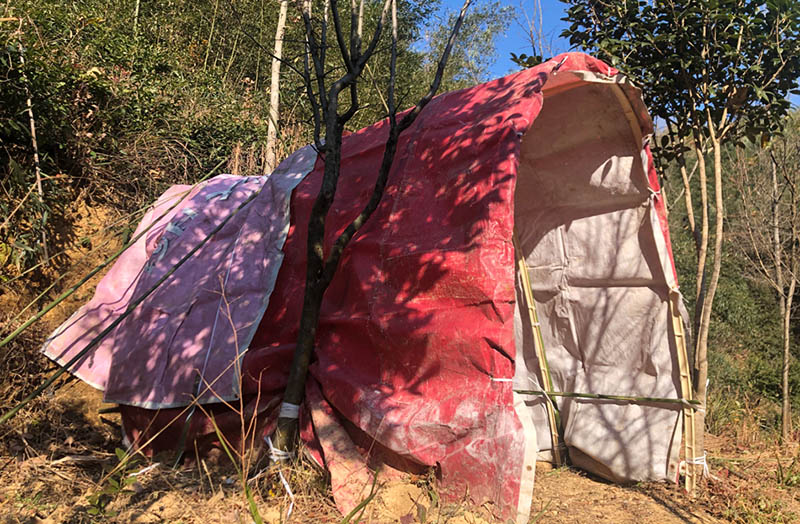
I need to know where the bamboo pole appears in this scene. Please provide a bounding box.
[670,290,697,496]
[513,229,562,466]
[514,389,702,408]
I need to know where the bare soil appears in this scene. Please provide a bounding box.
[2,392,798,524]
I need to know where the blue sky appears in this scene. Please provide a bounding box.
[441,0,573,79]
[489,0,572,77]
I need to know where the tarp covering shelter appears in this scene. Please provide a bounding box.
[43,53,691,523]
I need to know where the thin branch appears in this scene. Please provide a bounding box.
[224,0,304,78]
[330,0,353,72]
[301,1,330,122]
[17,40,48,263]
[355,0,391,72]
[321,0,472,282]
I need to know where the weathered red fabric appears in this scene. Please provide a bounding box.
[118,53,677,520]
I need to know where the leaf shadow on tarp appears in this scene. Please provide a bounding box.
[112,72,546,503]
[514,79,683,484]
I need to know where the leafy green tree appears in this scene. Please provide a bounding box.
[560,0,800,478]
[424,0,513,91]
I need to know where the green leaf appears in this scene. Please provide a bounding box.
[245,485,264,524]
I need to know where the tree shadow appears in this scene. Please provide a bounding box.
[513,80,683,483]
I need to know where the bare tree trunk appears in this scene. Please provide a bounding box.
[784,276,796,441]
[223,32,240,83]
[693,139,709,322]
[691,130,724,479]
[133,0,141,38]
[254,0,265,90]
[782,148,799,442]
[769,155,792,441]
[691,139,710,481]
[203,0,220,71]
[676,147,698,250]
[265,0,289,173]
[272,0,472,454]
[518,0,547,57]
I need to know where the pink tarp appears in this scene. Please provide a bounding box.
[43,53,684,523]
[42,146,317,407]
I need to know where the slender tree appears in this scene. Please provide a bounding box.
[561,0,800,479]
[731,122,800,441]
[272,0,472,452]
[16,38,48,264]
[265,0,288,172]
[510,0,558,67]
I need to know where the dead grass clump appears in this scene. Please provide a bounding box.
[700,443,800,524]
[0,320,50,411]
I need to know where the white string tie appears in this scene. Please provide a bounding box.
[686,452,710,477]
[680,399,705,413]
[264,436,295,518]
[551,56,568,74]
[128,462,160,477]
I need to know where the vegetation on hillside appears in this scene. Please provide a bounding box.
[0,0,507,274]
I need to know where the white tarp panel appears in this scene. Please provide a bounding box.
[513,76,682,482]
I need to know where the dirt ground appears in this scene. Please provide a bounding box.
[0,379,798,524]
[1,203,799,524]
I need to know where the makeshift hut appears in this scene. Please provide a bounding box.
[43,53,696,523]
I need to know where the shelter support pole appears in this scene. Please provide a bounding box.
[669,290,697,496]
[513,229,562,466]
